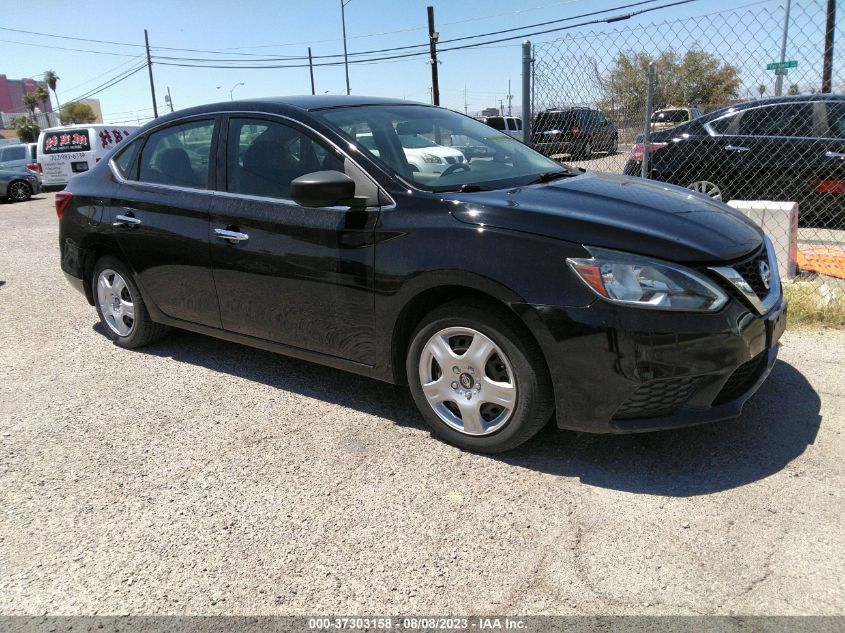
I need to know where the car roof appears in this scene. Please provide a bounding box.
[226,95,425,112]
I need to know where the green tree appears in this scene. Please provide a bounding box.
[60,102,97,124]
[35,86,50,111]
[787,84,799,95]
[21,91,39,124]
[598,49,741,114]
[43,70,61,111]
[758,84,766,98]
[12,116,39,143]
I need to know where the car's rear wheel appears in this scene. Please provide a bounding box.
[688,179,727,202]
[93,256,167,348]
[609,135,619,155]
[6,180,32,202]
[406,300,554,453]
[579,140,593,160]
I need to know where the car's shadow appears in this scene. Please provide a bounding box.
[95,324,821,497]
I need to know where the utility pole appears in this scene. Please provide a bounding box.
[521,40,532,144]
[427,6,440,106]
[499,99,504,115]
[507,80,513,116]
[308,47,316,96]
[822,0,836,93]
[341,0,351,95]
[144,29,158,118]
[463,86,468,115]
[165,86,174,113]
[774,0,792,96]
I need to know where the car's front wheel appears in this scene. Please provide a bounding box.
[687,179,728,202]
[406,300,554,453]
[93,255,167,348]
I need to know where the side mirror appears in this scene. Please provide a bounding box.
[290,170,357,208]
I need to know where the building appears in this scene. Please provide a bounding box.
[0,74,57,130]
[79,98,104,124]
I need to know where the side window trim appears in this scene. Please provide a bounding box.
[706,102,821,140]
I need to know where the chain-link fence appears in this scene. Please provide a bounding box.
[528,0,844,313]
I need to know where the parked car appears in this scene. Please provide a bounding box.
[0,167,40,202]
[477,115,523,140]
[58,96,785,453]
[396,127,467,175]
[624,94,845,226]
[37,124,139,188]
[530,107,618,158]
[650,106,704,131]
[0,142,39,173]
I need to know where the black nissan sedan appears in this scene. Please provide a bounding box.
[57,96,786,453]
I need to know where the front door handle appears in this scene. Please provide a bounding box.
[113,214,141,227]
[725,144,750,152]
[215,228,249,243]
[824,150,845,159]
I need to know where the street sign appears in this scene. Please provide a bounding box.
[767,60,798,70]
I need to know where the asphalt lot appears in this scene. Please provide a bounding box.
[0,195,843,616]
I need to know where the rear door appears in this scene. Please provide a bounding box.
[111,116,222,328]
[208,114,380,363]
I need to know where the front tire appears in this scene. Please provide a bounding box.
[406,300,554,453]
[93,255,167,348]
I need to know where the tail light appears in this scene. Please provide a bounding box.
[811,179,845,194]
[26,162,43,174]
[55,191,73,219]
[629,142,668,161]
[571,126,581,138]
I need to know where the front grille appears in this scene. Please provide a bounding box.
[612,376,700,420]
[732,247,770,299]
[713,352,768,405]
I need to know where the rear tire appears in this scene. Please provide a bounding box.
[406,300,554,453]
[6,180,32,202]
[93,255,167,349]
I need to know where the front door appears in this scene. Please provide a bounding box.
[209,115,379,364]
[111,117,222,328]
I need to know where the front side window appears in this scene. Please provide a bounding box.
[226,117,343,200]
[113,138,142,180]
[316,104,563,192]
[138,120,215,189]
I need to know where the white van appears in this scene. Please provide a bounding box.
[37,124,139,187]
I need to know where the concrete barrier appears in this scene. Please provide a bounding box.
[727,200,798,279]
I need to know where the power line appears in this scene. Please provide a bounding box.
[0,37,139,57]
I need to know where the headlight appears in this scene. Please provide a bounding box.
[421,153,442,164]
[567,247,728,311]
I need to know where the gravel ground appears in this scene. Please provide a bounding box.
[0,195,843,616]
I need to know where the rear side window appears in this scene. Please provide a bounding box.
[533,112,575,131]
[515,119,523,130]
[736,103,813,137]
[226,117,343,200]
[43,129,91,154]
[113,139,142,180]
[1,146,26,161]
[138,120,215,189]
[486,117,505,130]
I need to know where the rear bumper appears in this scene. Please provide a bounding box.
[517,295,787,433]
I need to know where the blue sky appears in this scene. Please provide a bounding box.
[1,0,835,125]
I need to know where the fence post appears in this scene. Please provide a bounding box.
[641,62,656,179]
[522,40,532,144]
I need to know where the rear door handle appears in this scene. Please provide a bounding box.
[824,150,845,159]
[214,228,249,243]
[113,214,141,227]
[724,144,750,152]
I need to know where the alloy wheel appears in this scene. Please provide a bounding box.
[417,326,517,436]
[96,269,135,336]
[8,181,30,201]
[688,180,723,201]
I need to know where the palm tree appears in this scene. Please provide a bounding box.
[757,84,766,98]
[35,86,50,111]
[44,70,60,111]
[21,91,39,125]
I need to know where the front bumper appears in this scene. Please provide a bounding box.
[518,294,787,433]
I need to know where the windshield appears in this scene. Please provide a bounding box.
[315,104,565,192]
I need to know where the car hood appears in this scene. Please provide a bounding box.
[442,171,763,263]
[404,145,464,158]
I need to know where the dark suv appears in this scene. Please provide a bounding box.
[530,107,618,158]
[58,96,785,453]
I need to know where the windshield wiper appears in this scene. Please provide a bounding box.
[528,170,578,185]
[435,183,496,193]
